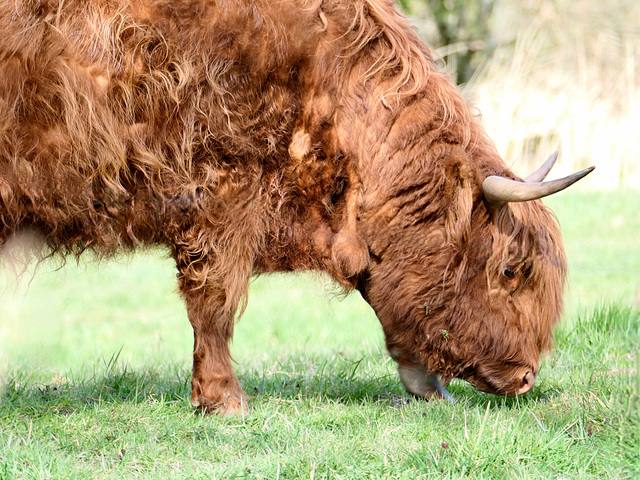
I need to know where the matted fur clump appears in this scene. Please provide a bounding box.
[1,0,576,414]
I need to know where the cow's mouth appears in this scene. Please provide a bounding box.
[458,365,501,395]
[460,365,537,396]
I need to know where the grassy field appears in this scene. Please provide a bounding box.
[0,191,638,479]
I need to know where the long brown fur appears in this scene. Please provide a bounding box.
[0,0,567,413]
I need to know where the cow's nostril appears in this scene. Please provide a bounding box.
[517,371,536,395]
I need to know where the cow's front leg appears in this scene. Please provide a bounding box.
[188,303,247,416]
[171,216,258,415]
[389,349,456,403]
[179,279,248,416]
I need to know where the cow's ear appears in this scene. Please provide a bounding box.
[442,151,476,245]
[331,229,370,278]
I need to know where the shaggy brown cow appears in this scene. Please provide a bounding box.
[0,0,592,415]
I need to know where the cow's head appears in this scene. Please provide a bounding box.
[355,152,593,398]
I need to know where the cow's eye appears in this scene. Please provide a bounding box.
[502,267,516,280]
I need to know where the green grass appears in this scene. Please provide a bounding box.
[546,191,640,310]
[0,191,638,479]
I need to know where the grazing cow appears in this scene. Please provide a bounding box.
[0,0,592,414]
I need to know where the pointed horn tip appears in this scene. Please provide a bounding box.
[524,151,560,183]
[574,165,596,180]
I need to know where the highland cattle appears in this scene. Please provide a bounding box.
[0,0,593,414]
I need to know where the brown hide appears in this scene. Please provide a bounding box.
[0,0,567,413]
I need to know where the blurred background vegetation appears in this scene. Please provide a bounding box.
[396,0,640,189]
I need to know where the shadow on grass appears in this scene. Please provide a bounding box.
[0,354,560,416]
[0,364,191,416]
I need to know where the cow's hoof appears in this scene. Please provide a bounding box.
[192,393,249,417]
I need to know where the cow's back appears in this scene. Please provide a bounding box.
[0,0,328,251]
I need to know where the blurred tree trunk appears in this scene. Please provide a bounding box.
[397,0,497,85]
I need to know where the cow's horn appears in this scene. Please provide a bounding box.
[524,151,558,183]
[483,165,595,207]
